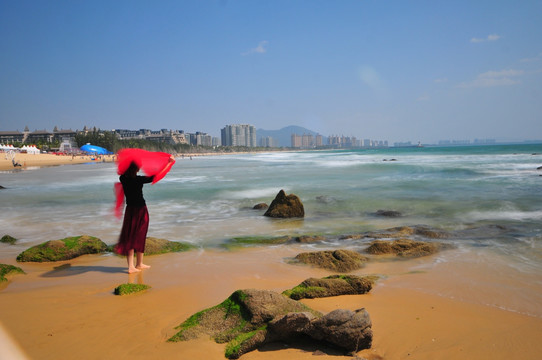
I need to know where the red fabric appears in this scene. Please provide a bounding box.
[114,148,175,218]
[117,148,174,184]
[114,182,124,219]
[114,205,149,255]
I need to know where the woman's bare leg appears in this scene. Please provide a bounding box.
[127,249,140,273]
[136,252,150,270]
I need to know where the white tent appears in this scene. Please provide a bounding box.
[22,145,40,154]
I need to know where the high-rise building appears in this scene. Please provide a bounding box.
[291,133,302,148]
[221,124,257,147]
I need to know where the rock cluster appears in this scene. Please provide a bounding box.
[169,288,372,359]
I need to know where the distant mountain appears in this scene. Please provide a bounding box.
[256,125,325,147]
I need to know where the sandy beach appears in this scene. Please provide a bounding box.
[1,245,542,360]
[0,153,115,171]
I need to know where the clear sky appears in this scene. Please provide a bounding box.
[1,0,541,143]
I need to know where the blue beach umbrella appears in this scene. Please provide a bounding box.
[80,144,113,155]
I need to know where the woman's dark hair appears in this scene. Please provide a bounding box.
[125,162,139,177]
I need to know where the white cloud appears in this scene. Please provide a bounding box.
[241,41,268,56]
[470,34,501,43]
[434,78,448,83]
[458,69,524,88]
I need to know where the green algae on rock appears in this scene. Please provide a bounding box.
[283,274,376,300]
[222,235,292,250]
[0,264,25,282]
[114,283,151,295]
[16,235,108,262]
[1,235,18,245]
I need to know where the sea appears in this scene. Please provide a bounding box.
[1,144,542,316]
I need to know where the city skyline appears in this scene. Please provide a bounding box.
[1,1,541,144]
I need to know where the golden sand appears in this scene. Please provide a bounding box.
[0,153,115,171]
[1,245,541,360]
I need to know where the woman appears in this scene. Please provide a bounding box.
[115,155,174,273]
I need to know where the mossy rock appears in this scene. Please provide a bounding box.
[114,283,151,295]
[294,249,369,272]
[0,264,25,282]
[107,237,195,255]
[143,237,196,255]
[222,235,292,250]
[283,274,376,300]
[169,289,321,358]
[16,235,108,262]
[1,235,18,245]
[366,239,442,257]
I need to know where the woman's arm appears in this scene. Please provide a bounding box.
[153,155,175,182]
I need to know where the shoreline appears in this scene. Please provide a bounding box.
[0,151,254,172]
[1,246,541,360]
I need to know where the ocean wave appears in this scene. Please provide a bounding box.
[218,187,287,200]
[463,209,542,222]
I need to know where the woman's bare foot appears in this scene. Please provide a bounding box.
[128,267,141,274]
[136,264,151,270]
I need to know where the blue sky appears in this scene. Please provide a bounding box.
[1,0,541,143]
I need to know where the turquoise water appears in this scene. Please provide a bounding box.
[1,144,541,259]
[2,143,541,317]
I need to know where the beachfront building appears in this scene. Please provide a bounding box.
[0,130,25,144]
[221,124,257,147]
[113,128,188,145]
[26,129,54,144]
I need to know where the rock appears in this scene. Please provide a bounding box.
[294,235,326,243]
[114,283,151,295]
[375,209,402,217]
[0,264,25,282]
[283,275,375,300]
[0,185,5,189]
[308,308,373,353]
[142,237,195,255]
[253,203,268,210]
[16,235,108,262]
[264,190,304,218]
[169,288,372,359]
[294,250,368,272]
[366,239,440,257]
[537,166,542,170]
[1,234,17,245]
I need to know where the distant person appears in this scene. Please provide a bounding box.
[115,155,175,273]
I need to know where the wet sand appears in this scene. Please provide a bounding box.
[1,246,541,360]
